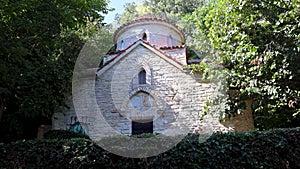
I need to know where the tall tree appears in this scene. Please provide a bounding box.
[189,0,300,129]
[114,0,203,28]
[147,0,204,22]
[0,0,110,141]
[114,2,151,25]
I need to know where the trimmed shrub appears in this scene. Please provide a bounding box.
[43,130,90,140]
[0,128,299,169]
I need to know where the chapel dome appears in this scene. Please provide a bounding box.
[114,14,185,51]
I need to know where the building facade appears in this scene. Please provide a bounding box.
[52,15,254,137]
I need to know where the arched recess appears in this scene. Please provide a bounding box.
[130,60,154,90]
[117,87,166,133]
[126,88,165,116]
[128,91,155,135]
[140,29,150,42]
[129,91,156,112]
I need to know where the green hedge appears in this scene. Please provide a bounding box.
[0,128,299,169]
[43,130,90,140]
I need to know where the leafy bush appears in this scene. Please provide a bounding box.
[43,130,90,140]
[0,128,299,168]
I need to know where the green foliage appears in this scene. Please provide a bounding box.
[189,0,300,129]
[0,128,299,168]
[114,0,203,32]
[146,0,204,23]
[0,0,110,141]
[43,130,90,140]
[115,2,151,25]
[0,138,106,169]
[188,61,207,74]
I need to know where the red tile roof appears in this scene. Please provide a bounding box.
[160,45,186,50]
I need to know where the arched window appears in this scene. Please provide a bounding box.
[168,35,173,46]
[138,69,146,84]
[120,40,124,50]
[142,33,147,41]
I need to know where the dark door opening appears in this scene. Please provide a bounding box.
[132,120,153,135]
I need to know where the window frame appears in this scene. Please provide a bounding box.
[138,69,146,84]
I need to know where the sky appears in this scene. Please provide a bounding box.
[104,0,142,24]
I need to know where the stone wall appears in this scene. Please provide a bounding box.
[162,48,187,65]
[94,44,222,136]
[52,46,255,138]
[52,96,76,131]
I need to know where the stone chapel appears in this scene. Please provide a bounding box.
[52,15,254,138]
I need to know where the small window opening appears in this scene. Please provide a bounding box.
[142,33,147,41]
[168,35,173,46]
[138,69,146,84]
[120,40,124,50]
